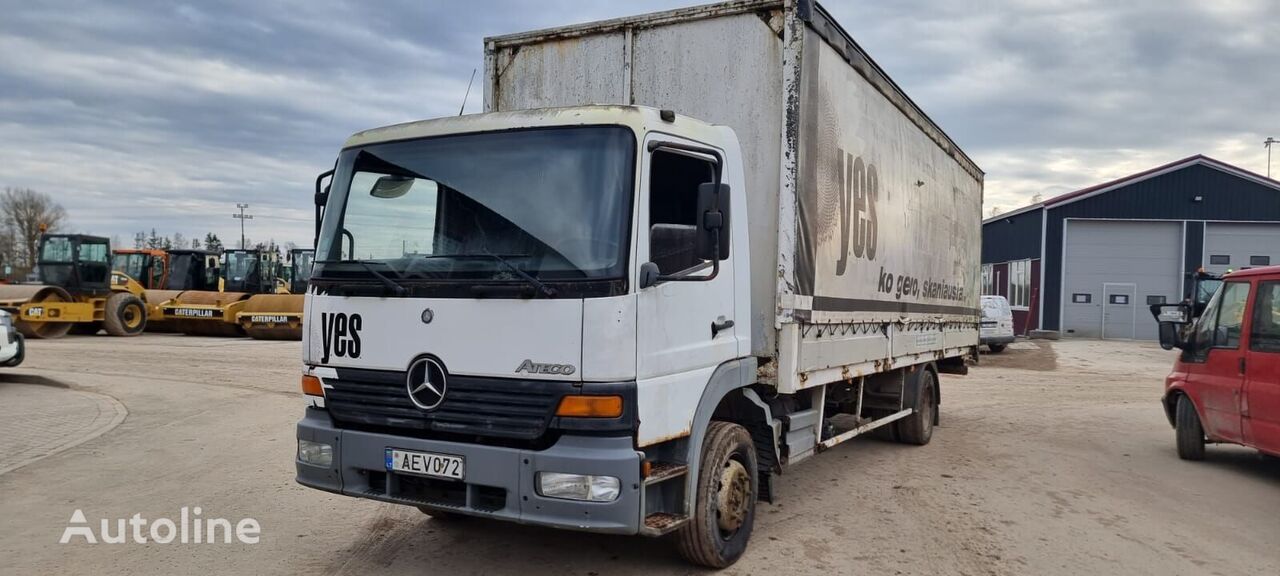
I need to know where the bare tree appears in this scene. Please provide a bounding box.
[987,206,1003,218]
[1030,193,1044,204]
[1,187,68,269]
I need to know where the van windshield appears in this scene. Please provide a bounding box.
[314,126,635,295]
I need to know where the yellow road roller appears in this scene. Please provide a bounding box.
[236,248,312,340]
[0,235,148,338]
[141,249,221,333]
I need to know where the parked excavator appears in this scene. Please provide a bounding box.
[0,235,148,338]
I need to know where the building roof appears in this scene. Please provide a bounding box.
[983,155,1280,225]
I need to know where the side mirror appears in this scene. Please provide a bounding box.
[695,182,731,261]
[314,169,334,249]
[1151,303,1191,351]
[639,262,660,289]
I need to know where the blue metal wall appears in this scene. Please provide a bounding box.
[982,208,1042,264]
[1040,164,1280,330]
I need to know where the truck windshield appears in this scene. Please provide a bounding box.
[315,126,635,289]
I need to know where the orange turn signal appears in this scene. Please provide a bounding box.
[301,375,324,396]
[556,395,623,418]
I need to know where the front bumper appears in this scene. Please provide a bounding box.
[296,408,643,534]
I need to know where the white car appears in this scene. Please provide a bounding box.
[980,295,1015,353]
[0,310,25,367]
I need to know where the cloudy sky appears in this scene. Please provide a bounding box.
[1,0,1276,247]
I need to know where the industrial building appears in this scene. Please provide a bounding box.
[982,155,1280,340]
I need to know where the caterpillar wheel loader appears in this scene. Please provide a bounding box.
[237,248,312,340]
[0,235,148,338]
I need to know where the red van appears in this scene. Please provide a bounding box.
[1152,266,1280,460]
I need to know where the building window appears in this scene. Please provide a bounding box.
[1209,255,1230,265]
[1072,293,1092,304]
[981,264,994,295]
[1250,255,1271,266]
[1109,294,1129,305]
[1008,259,1031,309]
[1146,295,1166,305]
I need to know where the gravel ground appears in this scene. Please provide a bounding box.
[0,334,1276,575]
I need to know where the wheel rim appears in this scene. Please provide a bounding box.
[716,458,752,536]
[123,304,142,329]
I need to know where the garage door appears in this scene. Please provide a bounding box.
[1204,223,1280,275]
[1062,220,1182,340]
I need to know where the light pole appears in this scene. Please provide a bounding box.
[233,203,253,249]
[1266,137,1277,179]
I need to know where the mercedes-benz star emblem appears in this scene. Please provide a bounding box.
[421,308,434,324]
[406,358,447,410]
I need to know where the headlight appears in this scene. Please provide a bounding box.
[537,472,620,502]
[297,439,333,466]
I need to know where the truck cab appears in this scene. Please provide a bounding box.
[1152,266,1280,460]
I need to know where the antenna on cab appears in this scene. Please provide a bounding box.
[459,68,477,116]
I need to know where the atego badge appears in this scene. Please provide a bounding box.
[406,357,448,410]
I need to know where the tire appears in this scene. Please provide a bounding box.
[102,293,146,336]
[676,421,757,568]
[987,343,1006,353]
[897,369,936,446]
[417,507,466,521]
[69,322,102,335]
[1175,395,1206,461]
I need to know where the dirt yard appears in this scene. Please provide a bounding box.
[0,335,1276,575]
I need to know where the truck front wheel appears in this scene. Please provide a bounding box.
[676,421,757,568]
[1175,395,1206,461]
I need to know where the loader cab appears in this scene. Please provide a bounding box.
[286,249,314,294]
[165,249,220,291]
[111,249,169,290]
[222,249,279,294]
[37,235,112,296]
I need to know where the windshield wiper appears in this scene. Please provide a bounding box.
[333,260,407,297]
[471,252,556,298]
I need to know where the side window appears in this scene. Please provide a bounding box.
[1251,281,1280,353]
[648,149,716,275]
[1211,282,1251,349]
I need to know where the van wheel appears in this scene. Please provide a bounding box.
[676,421,757,568]
[1176,395,1206,461]
[987,343,1006,353]
[103,293,146,336]
[897,369,936,445]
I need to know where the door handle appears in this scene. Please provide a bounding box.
[711,317,735,338]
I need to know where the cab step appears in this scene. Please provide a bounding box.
[641,512,689,536]
[643,462,687,485]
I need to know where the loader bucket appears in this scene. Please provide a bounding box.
[169,290,250,337]
[0,285,75,339]
[238,294,304,340]
[143,289,184,333]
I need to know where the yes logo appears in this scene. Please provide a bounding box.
[834,150,879,275]
[320,312,362,364]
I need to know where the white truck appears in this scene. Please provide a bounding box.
[296,0,982,567]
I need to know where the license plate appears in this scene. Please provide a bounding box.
[386,448,464,480]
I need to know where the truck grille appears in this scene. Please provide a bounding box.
[323,367,567,440]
